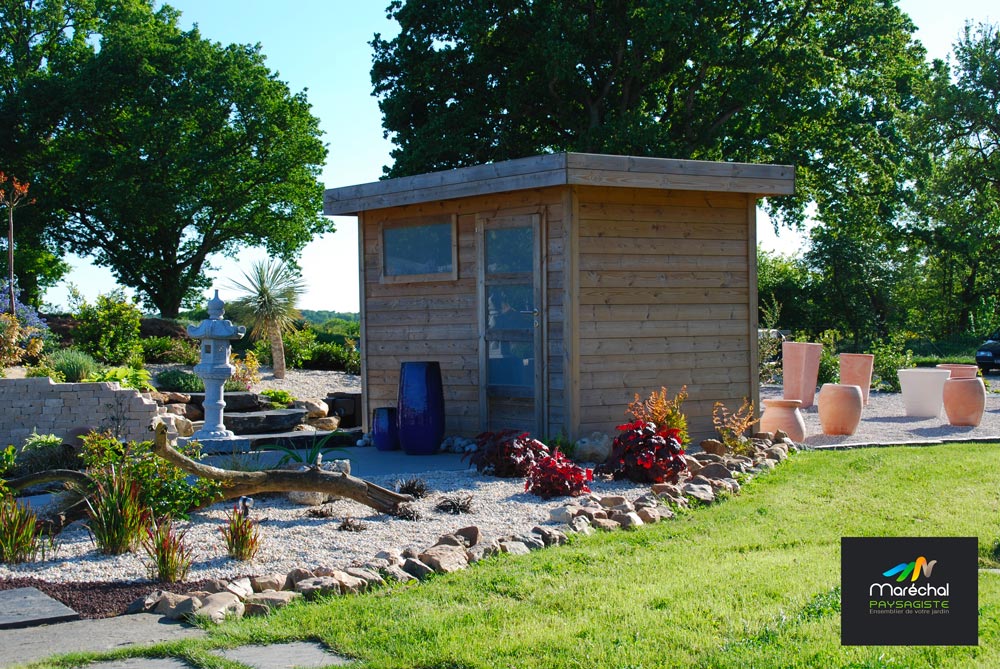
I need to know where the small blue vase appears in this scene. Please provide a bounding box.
[397,361,445,455]
[371,407,399,451]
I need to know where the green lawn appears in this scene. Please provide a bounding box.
[26,444,1000,668]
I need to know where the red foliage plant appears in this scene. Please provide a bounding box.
[525,452,593,500]
[465,429,550,478]
[599,421,688,484]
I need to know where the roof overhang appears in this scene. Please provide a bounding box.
[324,152,795,216]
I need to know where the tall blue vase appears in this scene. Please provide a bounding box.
[371,407,399,451]
[397,361,445,455]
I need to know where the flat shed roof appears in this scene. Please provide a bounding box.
[324,152,795,216]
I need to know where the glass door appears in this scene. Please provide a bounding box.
[477,213,543,434]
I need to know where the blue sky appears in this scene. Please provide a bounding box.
[46,0,996,314]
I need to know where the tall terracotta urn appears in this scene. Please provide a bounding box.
[943,377,986,427]
[840,353,875,405]
[897,368,950,418]
[936,364,979,379]
[817,384,864,436]
[760,398,806,442]
[782,341,823,408]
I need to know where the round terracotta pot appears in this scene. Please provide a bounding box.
[935,363,979,379]
[817,383,864,436]
[840,353,875,405]
[897,368,950,418]
[782,341,823,408]
[760,398,806,442]
[943,377,986,427]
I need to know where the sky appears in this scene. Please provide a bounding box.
[43,0,996,314]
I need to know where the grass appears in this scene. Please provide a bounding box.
[20,443,1000,668]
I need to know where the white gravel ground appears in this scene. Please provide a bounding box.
[1,471,647,584]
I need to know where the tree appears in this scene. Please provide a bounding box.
[372,0,927,229]
[905,22,1000,337]
[44,4,328,317]
[0,0,100,305]
[0,171,33,314]
[229,259,305,380]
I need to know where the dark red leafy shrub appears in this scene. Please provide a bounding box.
[599,421,688,484]
[525,452,592,499]
[465,429,550,477]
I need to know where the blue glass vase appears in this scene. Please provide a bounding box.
[397,361,445,455]
[371,407,399,451]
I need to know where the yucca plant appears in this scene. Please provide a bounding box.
[84,467,150,555]
[0,497,43,563]
[220,501,261,561]
[142,517,194,582]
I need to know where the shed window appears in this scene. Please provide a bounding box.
[380,215,458,283]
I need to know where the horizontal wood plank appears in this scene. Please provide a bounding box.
[579,287,749,305]
[579,253,747,272]
[578,236,746,256]
[580,270,748,290]
[580,335,749,356]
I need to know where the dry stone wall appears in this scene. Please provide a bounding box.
[0,377,159,447]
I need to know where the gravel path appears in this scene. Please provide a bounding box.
[761,384,1000,448]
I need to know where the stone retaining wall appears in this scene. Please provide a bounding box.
[0,377,159,447]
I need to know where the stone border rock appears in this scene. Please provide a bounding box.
[129,432,797,624]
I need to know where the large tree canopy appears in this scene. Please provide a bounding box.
[46,4,328,317]
[1,1,329,316]
[372,0,927,228]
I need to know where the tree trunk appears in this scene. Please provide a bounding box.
[150,422,410,513]
[269,323,287,379]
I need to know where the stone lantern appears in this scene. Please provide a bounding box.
[186,290,246,443]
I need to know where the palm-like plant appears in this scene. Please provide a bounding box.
[229,259,305,379]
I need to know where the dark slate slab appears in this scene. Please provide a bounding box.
[0,587,80,630]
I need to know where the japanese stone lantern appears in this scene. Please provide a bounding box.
[187,290,246,442]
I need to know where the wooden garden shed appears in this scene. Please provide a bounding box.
[324,152,795,444]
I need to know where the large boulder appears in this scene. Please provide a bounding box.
[223,408,309,434]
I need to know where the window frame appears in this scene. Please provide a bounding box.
[379,214,459,284]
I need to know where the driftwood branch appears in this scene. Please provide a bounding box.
[151,423,411,514]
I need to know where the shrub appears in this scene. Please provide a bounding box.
[260,388,295,406]
[230,351,262,390]
[337,517,367,532]
[712,399,759,456]
[435,493,474,514]
[71,290,142,364]
[396,476,431,498]
[870,334,915,392]
[307,341,361,374]
[626,386,689,446]
[155,369,204,393]
[86,366,154,391]
[0,313,43,369]
[816,329,842,385]
[0,497,47,563]
[24,361,65,382]
[465,430,550,478]
[220,501,261,561]
[84,467,150,554]
[525,452,592,499]
[48,347,100,382]
[142,517,194,582]
[14,430,82,476]
[600,421,688,484]
[141,336,200,365]
[253,327,316,369]
[81,431,220,520]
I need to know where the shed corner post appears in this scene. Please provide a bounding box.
[358,211,370,434]
[747,197,761,421]
[563,185,581,442]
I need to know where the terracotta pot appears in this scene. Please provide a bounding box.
[782,342,823,408]
[817,384,864,436]
[840,353,875,405]
[935,364,979,379]
[897,368,950,418]
[943,377,986,427]
[760,398,806,442]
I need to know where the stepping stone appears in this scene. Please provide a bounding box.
[0,587,79,630]
[214,641,351,668]
[85,659,191,669]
